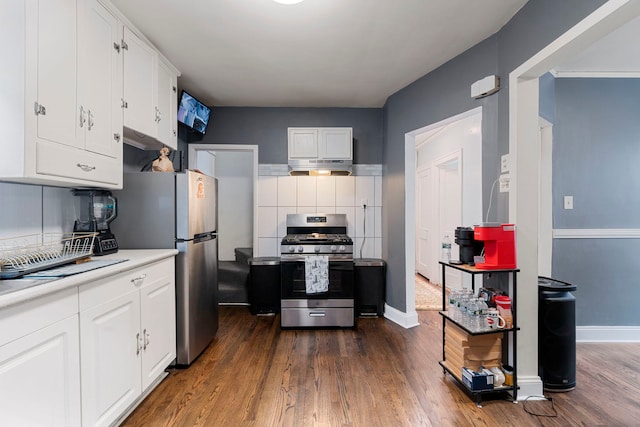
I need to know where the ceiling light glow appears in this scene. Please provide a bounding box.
[273,0,305,4]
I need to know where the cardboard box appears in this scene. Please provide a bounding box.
[462,367,494,391]
[445,322,503,374]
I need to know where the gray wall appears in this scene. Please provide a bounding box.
[381,0,606,312]
[199,107,383,165]
[553,78,640,325]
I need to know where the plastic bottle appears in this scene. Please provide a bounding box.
[477,298,488,331]
[448,289,458,318]
[468,298,480,332]
[441,235,452,262]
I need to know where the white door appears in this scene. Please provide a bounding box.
[416,165,433,280]
[140,270,176,391]
[437,154,462,289]
[80,291,141,427]
[0,316,81,427]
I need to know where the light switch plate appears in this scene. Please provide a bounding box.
[564,195,573,209]
[501,154,510,173]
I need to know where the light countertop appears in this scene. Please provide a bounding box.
[0,249,178,309]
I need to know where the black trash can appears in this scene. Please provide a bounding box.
[248,257,281,315]
[538,276,577,391]
[354,259,386,317]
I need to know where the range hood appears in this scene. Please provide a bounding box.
[288,158,352,176]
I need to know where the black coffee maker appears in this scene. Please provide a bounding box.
[454,226,484,265]
[73,190,119,255]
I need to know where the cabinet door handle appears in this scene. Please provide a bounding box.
[309,312,326,317]
[34,102,46,116]
[155,106,161,123]
[87,110,94,131]
[121,39,128,50]
[143,329,149,350]
[79,106,86,128]
[114,132,121,142]
[113,42,121,53]
[121,98,128,109]
[130,274,146,286]
[136,332,141,355]
[76,163,96,172]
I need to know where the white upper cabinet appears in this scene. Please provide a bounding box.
[79,0,123,159]
[288,127,352,160]
[0,0,123,188]
[122,27,179,150]
[123,26,157,138]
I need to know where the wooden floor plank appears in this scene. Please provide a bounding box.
[122,308,640,427]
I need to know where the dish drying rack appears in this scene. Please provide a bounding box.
[0,232,97,279]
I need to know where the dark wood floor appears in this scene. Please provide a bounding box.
[122,308,640,426]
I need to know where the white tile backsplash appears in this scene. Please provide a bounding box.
[0,182,43,238]
[256,168,383,258]
[335,176,355,207]
[277,176,297,206]
[355,176,375,208]
[277,206,297,238]
[258,176,278,206]
[296,176,316,207]
[257,206,278,237]
[316,176,336,207]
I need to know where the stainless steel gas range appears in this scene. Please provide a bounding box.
[280,214,355,328]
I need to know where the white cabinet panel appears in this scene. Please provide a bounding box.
[277,176,297,206]
[319,128,352,159]
[123,26,157,138]
[335,176,355,206]
[296,176,317,207]
[288,128,318,158]
[79,0,122,159]
[0,315,81,427]
[156,59,178,149]
[80,290,141,427]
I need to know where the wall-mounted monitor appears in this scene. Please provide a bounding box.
[177,90,211,135]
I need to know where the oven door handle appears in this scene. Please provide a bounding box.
[309,312,326,317]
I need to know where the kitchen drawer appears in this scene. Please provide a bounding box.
[36,140,121,186]
[0,287,78,347]
[79,259,173,311]
[281,306,354,328]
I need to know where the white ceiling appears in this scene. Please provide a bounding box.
[111,0,528,108]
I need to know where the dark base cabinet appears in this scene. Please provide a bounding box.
[248,257,281,315]
[354,259,386,317]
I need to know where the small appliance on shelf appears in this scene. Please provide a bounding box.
[73,190,118,255]
[473,223,516,270]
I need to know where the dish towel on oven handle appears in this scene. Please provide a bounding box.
[305,255,329,294]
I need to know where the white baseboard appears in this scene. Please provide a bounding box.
[384,304,420,329]
[516,375,544,400]
[576,326,640,342]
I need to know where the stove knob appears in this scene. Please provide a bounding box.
[339,245,346,252]
[288,246,295,253]
[314,246,320,253]
[330,245,337,252]
[297,246,304,253]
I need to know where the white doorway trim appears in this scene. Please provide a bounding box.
[188,144,259,252]
[538,117,553,277]
[509,0,640,400]
[404,106,482,326]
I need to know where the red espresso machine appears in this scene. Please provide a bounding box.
[473,224,516,270]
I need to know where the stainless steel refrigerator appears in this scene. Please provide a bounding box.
[112,170,218,365]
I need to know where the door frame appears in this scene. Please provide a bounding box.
[187,144,259,252]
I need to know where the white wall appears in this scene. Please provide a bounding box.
[257,174,383,258]
[214,151,254,261]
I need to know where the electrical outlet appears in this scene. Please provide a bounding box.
[501,154,510,173]
[564,195,573,209]
[499,174,510,192]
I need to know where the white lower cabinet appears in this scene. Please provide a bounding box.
[79,258,176,427]
[0,289,82,427]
